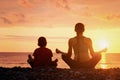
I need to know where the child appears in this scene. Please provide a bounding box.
[27,36,58,68]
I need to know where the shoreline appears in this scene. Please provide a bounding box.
[1,67,120,80]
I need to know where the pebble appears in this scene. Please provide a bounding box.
[0,67,120,80]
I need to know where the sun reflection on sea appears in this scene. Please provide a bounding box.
[100,52,107,69]
[97,39,109,69]
[100,64,107,69]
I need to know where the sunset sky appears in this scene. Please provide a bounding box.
[0,0,120,53]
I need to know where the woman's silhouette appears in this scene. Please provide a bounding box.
[56,23,107,69]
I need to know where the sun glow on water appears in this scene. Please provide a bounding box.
[98,39,109,69]
[100,53,107,69]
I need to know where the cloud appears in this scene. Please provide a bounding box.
[0,0,120,28]
[4,35,36,41]
[14,13,26,23]
[70,0,120,5]
[18,0,34,8]
[0,17,12,24]
[106,14,120,20]
[53,0,70,10]
[18,0,71,10]
[0,12,27,26]
[3,35,69,41]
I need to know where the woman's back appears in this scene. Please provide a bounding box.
[70,36,91,62]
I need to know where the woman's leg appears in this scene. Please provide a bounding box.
[56,49,79,69]
[62,54,79,69]
[79,48,106,68]
[89,53,101,68]
[77,53,101,69]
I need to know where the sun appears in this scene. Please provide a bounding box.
[98,39,109,50]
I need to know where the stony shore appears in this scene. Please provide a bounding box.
[0,67,120,80]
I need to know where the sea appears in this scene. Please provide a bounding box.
[0,52,120,69]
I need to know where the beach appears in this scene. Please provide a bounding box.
[1,52,120,80]
[1,67,120,80]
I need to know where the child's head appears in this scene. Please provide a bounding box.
[38,37,47,47]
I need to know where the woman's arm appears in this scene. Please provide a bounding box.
[88,38,95,57]
[67,39,72,57]
[56,39,72,58]
[88,38,107,57]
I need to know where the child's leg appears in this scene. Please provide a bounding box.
[50,59,58,67]
[27,54,34,68]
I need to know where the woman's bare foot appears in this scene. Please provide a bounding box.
[56,48,62,54]
[54,59,58,62]
[56,48,66,55]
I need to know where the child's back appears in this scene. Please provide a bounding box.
[27,36,58,68]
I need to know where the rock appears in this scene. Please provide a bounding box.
[1,67,120,80]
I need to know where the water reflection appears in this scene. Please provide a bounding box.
[100,52,107,69]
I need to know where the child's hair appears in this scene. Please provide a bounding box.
[38,37,47,47]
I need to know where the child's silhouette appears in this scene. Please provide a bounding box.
[27,36,58,68]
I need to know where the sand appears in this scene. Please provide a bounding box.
[0,67,120,80]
